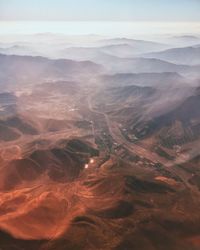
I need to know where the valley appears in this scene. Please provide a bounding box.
[0,33,200,250]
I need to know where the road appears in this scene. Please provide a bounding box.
[86,92,200,192]
[87,94,168,166]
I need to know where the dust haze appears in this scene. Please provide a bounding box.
[0,30,200,250]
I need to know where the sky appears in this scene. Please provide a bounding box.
[0,0,200,22]
[0,0,199,36]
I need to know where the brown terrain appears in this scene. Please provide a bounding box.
[0,35,200,250]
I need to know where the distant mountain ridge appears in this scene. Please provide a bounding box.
[144,46,200,65]
[0,53,104,88]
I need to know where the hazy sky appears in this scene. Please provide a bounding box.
[0,0,200,22]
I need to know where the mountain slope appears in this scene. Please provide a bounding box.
[0,54,104,88]
[130,87,200,147]
[144,46,200,65]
